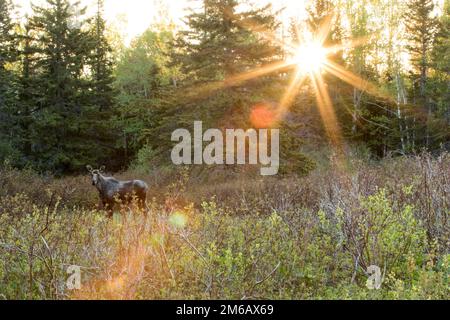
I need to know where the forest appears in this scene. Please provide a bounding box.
[0,0,448,300]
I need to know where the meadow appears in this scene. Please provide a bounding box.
[0,0,449,302]
[0,153,448,300]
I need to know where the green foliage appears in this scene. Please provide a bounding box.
[129,145,159,174]
[124,0,315,174]
[0,154,448,300]
[87,0,116,111]
[0,0,21,162]
[112,26,180,163]
[330,189,428,280]
[431,0,450,120]
[0,193,115,299]
[115,27,178,103]
[0,0,448,173]
[175,0,282,81]
[279,125,316,175]
[405,0,439,86]
[0,0,121,173]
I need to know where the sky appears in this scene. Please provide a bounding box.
[13,0,308,45]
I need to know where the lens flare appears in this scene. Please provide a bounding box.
[151,11,380,163]
[250,104,276,128]
[169,211,188,229]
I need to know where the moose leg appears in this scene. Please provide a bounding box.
[107,208,114,219]
[138,193,148,215]
[104,200,114,218]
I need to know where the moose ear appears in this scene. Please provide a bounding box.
[86,165,93,172]
[99,165,106,172]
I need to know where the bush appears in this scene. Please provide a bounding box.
[0,153,448,300]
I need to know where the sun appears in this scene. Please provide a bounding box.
[293,41,328,73]
[183,15,378,157]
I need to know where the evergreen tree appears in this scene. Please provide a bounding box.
[16,20,42,163]
[166,0,315,175]
[0,0,16,86]
[88,0,115,111]
[0,0,20,162]
[83,0,124,169]
[0,0,15,77]
[172,0,284,134]
[176,0,281,81]
[405,0,438,107]
[405,0,441,149]
[24,0,112,172]
[431,0,450,123]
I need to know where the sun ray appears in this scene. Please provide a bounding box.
[175,60,293,103]
[225,9,299,54]
[310,71,344,152]
[316,14,334,45]
[224,60,293,87]
[276,68,308,122]
[167,5,393,159]
[325,35,373,56]
[323,61,391,100]
[294,21,302,45]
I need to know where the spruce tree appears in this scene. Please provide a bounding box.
[88,0,115,111]
[0,0,15,71]
[169,0,315,175]
[26,0,108,172]
[431,0,450,123]
[176,0,281,81]
[84,0,122,169]
[0,0,15,83]
[405,0,438,105]
[172,0,283,131]
[0,0,20,162]
[16,20,42,162]
[405,0,440,148]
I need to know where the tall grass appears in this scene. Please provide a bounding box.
[0,154,448,300]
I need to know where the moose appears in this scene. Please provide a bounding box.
[86,165,149,217]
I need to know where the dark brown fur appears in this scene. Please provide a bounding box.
[87,166,148,217]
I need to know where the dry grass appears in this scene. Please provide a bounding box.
[0,153,448,300]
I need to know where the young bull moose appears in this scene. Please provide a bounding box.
[86,165,149,217]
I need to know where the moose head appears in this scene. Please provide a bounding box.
[86,165,106,186]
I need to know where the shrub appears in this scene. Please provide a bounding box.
[0,153,448,300]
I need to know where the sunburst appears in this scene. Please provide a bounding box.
[292,41,328,73]
[177,12,390,159]
[227,15,384,158]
